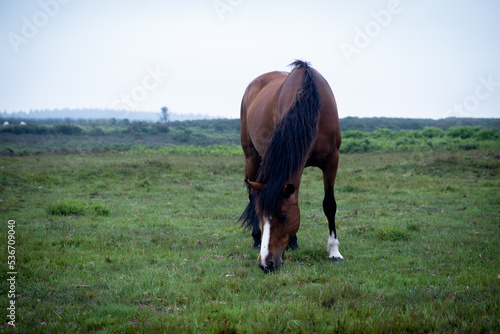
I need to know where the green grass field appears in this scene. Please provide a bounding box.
[1,147,499,332]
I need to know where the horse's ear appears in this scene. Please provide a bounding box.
[246,180,265,191]
[283,184,296,197]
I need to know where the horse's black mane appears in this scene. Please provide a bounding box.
[254,60,321,217]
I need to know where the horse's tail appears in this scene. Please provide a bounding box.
[255,60,322,217]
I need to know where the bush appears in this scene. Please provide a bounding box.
[342,130,367,139]
[89,127,105,136]
[476,128,500,141]
[422,127,444,138]
[174,129,192,143]
[127,122,152,134]
[154,123,170,133]
[0,125,52,135]
[372,128,396,139]
[446,126,481,139]
[340,139,373,153]
[54,124,83,135]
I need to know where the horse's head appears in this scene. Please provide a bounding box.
[247,180,301,273]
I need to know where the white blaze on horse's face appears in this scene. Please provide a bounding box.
[259,218,271,269]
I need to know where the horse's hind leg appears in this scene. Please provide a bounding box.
[322,151,344,263]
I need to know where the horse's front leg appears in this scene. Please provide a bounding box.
[322,153,344,263]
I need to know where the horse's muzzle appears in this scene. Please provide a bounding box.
[259,257,282,273]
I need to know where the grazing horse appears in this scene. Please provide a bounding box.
[239,60,343,273]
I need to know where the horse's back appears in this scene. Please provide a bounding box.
[241,67,340,161]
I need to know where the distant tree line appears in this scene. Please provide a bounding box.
[0,124,85,135]
[2,115,498,132]
[0,109,214,123]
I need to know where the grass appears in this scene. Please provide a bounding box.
[46,199,110,216]
[0,148,499,332]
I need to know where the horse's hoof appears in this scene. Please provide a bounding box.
[329,257,344,264]
[253,244,261,250]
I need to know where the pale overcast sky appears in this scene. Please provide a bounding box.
[1,0,499,119]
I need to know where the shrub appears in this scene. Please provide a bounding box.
[154,123,170,133]
[54,124,84,135]
[174,129,192,143]
[476,128,500,141]
[446,126,481,139]
[127,122,152,134]
[372,128,396,139]
[342,130,367,139]
[422,127,444,138]
[340,139,373,153]
[89,127,105,136]
[0,125,52,135]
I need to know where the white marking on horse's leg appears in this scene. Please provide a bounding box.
[260,218,271,267]
[327,232,343,260]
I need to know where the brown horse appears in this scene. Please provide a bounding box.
[239,60,343,273]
